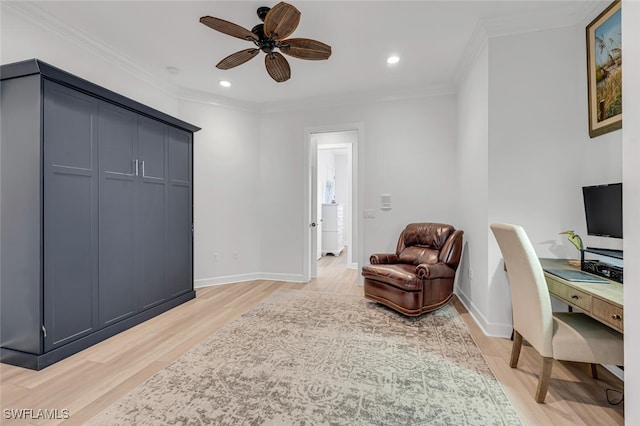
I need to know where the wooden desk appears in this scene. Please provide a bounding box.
[540,258,623,333]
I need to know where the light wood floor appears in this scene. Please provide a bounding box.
[0,252,624,425]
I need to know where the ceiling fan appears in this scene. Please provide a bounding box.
[200,2,332,83]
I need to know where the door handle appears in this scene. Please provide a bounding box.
[134,159,139,176]
[311,222,317,227]
[141,160,145,177]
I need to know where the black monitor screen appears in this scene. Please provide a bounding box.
[582,183,623,238]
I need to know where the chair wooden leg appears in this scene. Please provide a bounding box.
[510,330,523,368]
[589,363,598,379]
[535,357,554,403]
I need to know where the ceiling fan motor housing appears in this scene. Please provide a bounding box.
[251,24,277,54]
[257,6,271,21]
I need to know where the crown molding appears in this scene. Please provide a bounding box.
[258,83,457,114]
[177,87,262,114]
[4,1,180,99]
[452,19,489,88]
[480,1,601,38]
[453,1,604,90]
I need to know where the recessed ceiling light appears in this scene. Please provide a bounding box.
[219,80,232,88]
[387,56,400,65]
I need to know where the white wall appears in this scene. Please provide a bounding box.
[258,96,459,280]
[457,21,623,337]
[622,1,640,421]
[487,24,622,336]
[456,41,490,331]
[178,101,262,286]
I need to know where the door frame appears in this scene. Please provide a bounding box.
[302,123,364,282]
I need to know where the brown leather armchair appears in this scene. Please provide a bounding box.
[362,223,463,316]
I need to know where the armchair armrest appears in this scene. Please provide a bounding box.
[370,253,398,265]
[416,263,455,279]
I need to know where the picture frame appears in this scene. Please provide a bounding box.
[586,0,622,138]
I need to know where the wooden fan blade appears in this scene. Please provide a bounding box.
[263,2,300,41]
[200,16,258,41]
[280,38,331,60]
[265,52,290,82]
[216,48,260,70]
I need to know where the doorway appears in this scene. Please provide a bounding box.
[303,124,363,282]
[316,140,352,275]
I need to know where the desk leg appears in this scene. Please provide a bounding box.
[590,363,598,379]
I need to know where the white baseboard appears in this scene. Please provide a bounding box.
[260,272,306,283]
[455,289,513,338]
[194,272,306,288]
[194,273,262,288]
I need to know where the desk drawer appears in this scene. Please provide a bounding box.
[592,298,624,332]
[547,278,591,311]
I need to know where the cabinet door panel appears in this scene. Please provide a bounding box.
[47,175,94,347]
[100,104,136,176]
[139,118,166,179]
[137,118,168,308]
[139,182,167,308]
[167,127,193,297]
[98,102,137,326]
[43,81,99,351]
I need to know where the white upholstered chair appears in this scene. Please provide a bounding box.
[490,223,624,403]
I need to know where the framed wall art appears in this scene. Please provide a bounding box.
[586,0,622,138]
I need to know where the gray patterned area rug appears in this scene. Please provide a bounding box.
[88,290,521,425]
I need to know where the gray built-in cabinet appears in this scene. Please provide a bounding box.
[0,59,200,369]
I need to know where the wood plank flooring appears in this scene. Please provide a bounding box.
[0,252,624,425]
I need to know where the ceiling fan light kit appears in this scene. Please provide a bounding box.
[200,1,331,83]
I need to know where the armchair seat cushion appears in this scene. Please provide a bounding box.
[362,264,422,291]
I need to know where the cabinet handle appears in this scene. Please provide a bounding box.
[134,159,139,177]
[571,295,579,300]
[611,314,622,321]
[141,161,145,177]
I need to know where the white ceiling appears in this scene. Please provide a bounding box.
[7,1,599,107]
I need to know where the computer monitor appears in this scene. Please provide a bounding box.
[582,183,623,238]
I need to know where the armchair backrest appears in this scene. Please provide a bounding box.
[490,223,554,358]
[395,223,463,269]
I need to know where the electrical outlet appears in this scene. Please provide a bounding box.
[363,209,375,218]
[468,267,473,280]
[233,252,239,261]
[213,253,218,263]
